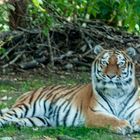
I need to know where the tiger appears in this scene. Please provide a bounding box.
[0,45,140,135]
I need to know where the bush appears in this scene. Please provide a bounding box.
[0,0,140,33]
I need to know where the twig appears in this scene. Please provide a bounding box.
[2,53,22,68]
[47,32,54,66]
[19,57,48,69]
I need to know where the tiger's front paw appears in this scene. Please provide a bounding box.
[132,120,140,132]
[114,120,133,135]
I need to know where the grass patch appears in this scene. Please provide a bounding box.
[0,126,122,140]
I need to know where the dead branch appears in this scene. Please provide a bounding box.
[0,20,140,73]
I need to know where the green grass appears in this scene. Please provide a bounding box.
[0,126,122,140]
[0,71,138,140]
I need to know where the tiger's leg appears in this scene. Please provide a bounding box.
[129,108,140,132]
[0,105,31,127]
[14,116,51,127]
[86,112,133,135]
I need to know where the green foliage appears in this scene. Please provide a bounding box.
[0,45,5,55]
[32,0,45,12]
[28,1,53,36]
[0,0,140,33]
[33,0,140,33]
[0,3,10,31]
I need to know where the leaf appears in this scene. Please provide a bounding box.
[7,3,15,11]
[32,0,46,12]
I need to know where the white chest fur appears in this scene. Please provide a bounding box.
[94,86,138,119]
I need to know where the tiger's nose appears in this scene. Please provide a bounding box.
[107,73,116,79]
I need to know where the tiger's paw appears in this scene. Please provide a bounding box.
[132,120,140,132]
[114,120,133,135]
[133,124,140,132]
[116,125,133,135]
[12,119,26,128]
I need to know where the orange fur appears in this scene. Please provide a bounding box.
[104,54,121,77]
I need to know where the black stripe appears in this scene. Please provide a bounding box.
[32,100,37,116]
[1,118,8,122]
[63,101,70,112]
[48,87,68,112]
[46,86,66,97]
[89,106,97,112]
[48,105,53,116]
[28,118,36,126]
[18,106,24,118]
[36,117,46,125]
[3,114,12,119]
[55,106,60,126]
[2,116,11,122]
[29,89,46,116]
[0,121,4,126]
[125,100,137,113]
[79,101,83,115]
[44,117,51,127]
[56,101,67,126]
[12,110,18,118]
[53,106,58,121]
[29,89,38,103]
[119,100,137,117]
[63,105,71,126]
[118,87,137,116]
[96,88,115,115]
[59,85,83,99]
[96,100,110,113]
[5,110,19,118]
[44,86,66,102]
[23,104,29,117]
[38,91,47,108]
[127,107,140,123]
[0,110,3,116]
[43,100,47,116]
[38,87,55,107]
[48,94,58,112]
[50,100,68,126]
[49,85,83,115]
[67,86,84,101]
[72,108,78,126]
[45,92,54,100]
[42,86,56,93]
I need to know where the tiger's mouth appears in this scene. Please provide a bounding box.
[107,80,123,86]
[99,74,133,88]
[95,73,128,86]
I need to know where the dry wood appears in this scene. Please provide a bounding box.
[0,20,140,72]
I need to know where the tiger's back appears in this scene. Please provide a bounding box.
[4,84,93,127]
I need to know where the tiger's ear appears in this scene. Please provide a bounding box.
[94,45,104,54]
[126,47,136,58]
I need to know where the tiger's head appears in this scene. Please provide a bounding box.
[92,45,137,93]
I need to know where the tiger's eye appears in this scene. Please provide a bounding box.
[101,60,107,65]
[119,61,125,66]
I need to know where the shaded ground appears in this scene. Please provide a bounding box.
[0,70,140,140]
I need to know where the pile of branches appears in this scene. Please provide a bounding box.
[0,20,140,72]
